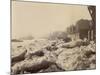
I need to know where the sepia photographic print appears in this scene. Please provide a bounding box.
[11,0,96,74]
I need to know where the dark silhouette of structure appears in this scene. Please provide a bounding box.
[88,6,96,41]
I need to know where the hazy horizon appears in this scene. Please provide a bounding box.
[12,1,92,39]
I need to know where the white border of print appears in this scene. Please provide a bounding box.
[0,0,98,75]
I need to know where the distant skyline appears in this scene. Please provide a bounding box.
[12,1,92,39]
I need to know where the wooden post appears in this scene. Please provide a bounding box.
[88,30,90,41]
[91,30,94,41]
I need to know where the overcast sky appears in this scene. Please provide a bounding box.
[12,1,91,39]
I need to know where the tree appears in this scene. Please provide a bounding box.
[66,24,76,34]
[75,19,91,39]
[76,19,91,32]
